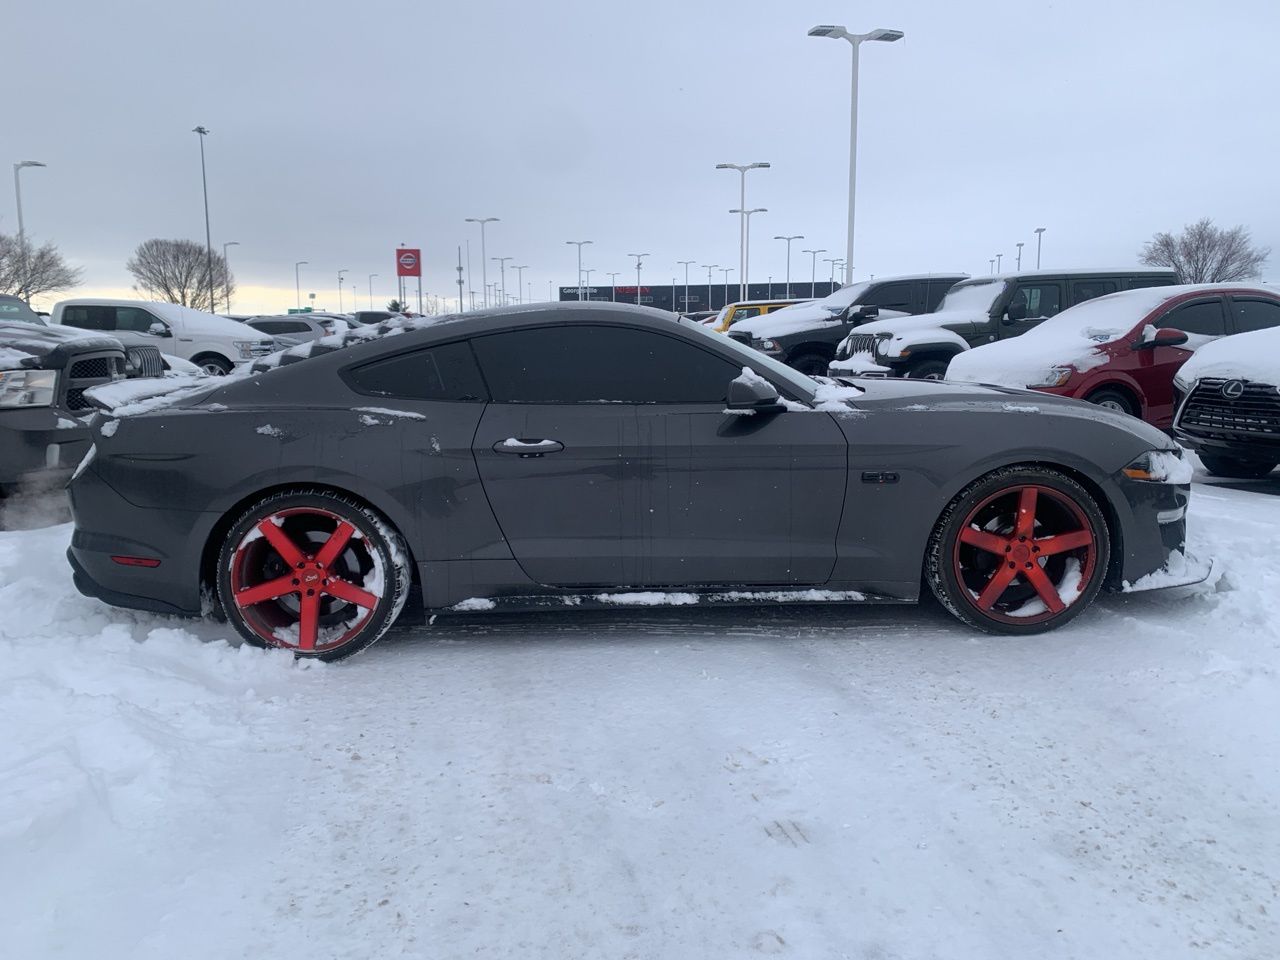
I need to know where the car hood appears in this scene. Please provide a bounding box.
[850,308,986,338]
[0,321,123,370]
[733,306,911,339]
[838,375,1175,449]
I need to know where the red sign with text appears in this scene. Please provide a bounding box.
[396,248,421,277]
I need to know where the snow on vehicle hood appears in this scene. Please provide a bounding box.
[849,308,986,340]
[733,305,910,339]
[0,321,123,370]
[1177,324,1280,385]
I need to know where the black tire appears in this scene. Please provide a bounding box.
[216,489,411,661]
[906,358,951,380]
[1198,454,1277,479]
[1085,387,1137,417]
[193,354,233,376]
[925,465,1110,635]
[789,352,830,377]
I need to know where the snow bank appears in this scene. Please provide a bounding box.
[1177,324,1280,385]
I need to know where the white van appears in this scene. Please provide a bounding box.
[51,299,275,375]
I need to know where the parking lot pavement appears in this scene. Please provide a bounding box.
[1,477,1277,959]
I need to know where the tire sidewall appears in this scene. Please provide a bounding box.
[1086,388,1136,417]
[927,466,1111,635]
[216,490,409,661]
[908,359,950,380]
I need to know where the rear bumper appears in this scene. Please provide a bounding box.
[0,407,92,492]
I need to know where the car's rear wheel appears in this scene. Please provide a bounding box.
[906,358,951,380]
[216,490,411,661]
[1198,453,1277,479]
[1084,386,1137,417]
[926,466,1110,634]
[789,352,830,376]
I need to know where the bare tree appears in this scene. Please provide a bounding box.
[126,238,235,312]
[0,232,84,300]
[1140,218,1270,284]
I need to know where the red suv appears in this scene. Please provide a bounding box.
[947,285,1280,428]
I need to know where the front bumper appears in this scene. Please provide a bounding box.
[1107,472,1196,589]
[0,406,92,492]
[1174,428,1280,462]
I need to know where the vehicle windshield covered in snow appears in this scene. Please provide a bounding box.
[934,279,1006,314]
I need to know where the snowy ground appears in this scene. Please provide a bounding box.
[2,467,1278,959]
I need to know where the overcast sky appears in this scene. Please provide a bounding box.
[9,0,1278,313]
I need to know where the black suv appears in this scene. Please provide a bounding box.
[832,269,1179,379]
[1,295,162,510]
[727,273,967,375]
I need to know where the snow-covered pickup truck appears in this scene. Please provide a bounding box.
[830,269,1178,380]
[0,297,165,506]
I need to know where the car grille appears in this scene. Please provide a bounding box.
[126,345,165,378]
[63,350,125,411]
[1179,378,1280,439]
[69,357,115,379]
[842,333,879,356]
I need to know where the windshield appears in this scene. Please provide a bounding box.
[0,298,45,325]
[678,317,818,398]
[818,280,873,312]
[1030,287,1179,340]
[936,279,1006,314]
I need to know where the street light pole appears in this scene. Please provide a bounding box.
[337,268,349,312]
[719,267,734,308]
[715,161,770,301]
[824,258,839,285]
[677,260,695,314]
[583,268,594,299]
[628,253,650,306]
[701,264,718,309]
[565,240,593,301]
[1015,242,1024,271]
[12,160,46,300]
[491,256,512,302]
[802,248,826,298]
[465,217,499,307]
[192,126,216,312]
[368,273,378,309]
[729,208,766,301]
[807,24,903,286]
[996,253,1003,273]
[511,265,528,303]
[989,258,996,275]
[220,241,239,313]
[774,235,803,298]
[294,261,308,310]
[1034,227,1046,268]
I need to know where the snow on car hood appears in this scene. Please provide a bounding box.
[1177,324,1280,385]
[0,321,123,370]
[732,305,909,339]
[850,308,986,340]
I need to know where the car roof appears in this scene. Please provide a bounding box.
[727,298,808,307]
[953,268,1177,285]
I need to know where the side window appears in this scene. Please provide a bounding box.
[1070,279,1118,304]
[281,321,312,334]
[862,282,913,312]
[1231,298,1280,333]
[1008,282,1063,319]
[471,325,743,403]
[926,279,958,311]
[1156,299,1227,336]
[1126,276,1175,290]
[252,321,285,335]
[733,306,763,321]
[347,340,489,402]
[62,305,113,330]
[115,307,161,333]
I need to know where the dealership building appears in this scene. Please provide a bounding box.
[558,282,840,313]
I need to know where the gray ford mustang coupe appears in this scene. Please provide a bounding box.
[68,302,1198,660]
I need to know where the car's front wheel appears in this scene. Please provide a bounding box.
[926,466,1110,634]
[789,352,830,376]
[194,354,233,376]
[1198,454,1277,479]
[216,489,411,660]
[906,358,951,380]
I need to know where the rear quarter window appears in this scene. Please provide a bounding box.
[346,340,489,402]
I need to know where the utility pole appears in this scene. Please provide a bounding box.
[802,248,826,298]
[677,260,695,314]
[628,253,650,306]
[774,235,803,299]
[192,126,215,311]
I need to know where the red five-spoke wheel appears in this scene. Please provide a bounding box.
[216,489,411,660]
[926,467,1110,634]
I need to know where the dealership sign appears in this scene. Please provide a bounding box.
[396,248,421,277]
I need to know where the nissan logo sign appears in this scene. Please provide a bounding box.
[399,252,418,270]
[1221,380,1245,399]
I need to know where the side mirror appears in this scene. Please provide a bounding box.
[1005,303,1028,322]
[1135,328,1189,350]
[842,304,880,323]
[727,371,785,414]
[148,322,171,337]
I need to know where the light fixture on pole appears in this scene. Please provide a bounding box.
[677,260,696,314]
[337,268,349,312]
[511,265,528,303]
[465,217,499,307]
[715,162,770,301]
[989,258,996,274]
[607,271,620,301]
[807,24,903,286]
[802,248,826,298]
[1034,227,1046,268]
[628,253,650,306]
[719,267,734,307]
[220,241,239,314]
[191,126,216,311]
[701,264,718,309]
[12,160,46,301]
[491,256,512,302]
[823,257,840,285]
[996,253,1003,273]
[294,261,308,309]
[729,208,766,301]
[1015,241,1024,271]
[565,240,593,300]
[774,235,803,299]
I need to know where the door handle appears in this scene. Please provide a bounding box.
[492,437,564,457]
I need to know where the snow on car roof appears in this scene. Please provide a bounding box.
[1178,324,1280,385]
[952,267,1177,284]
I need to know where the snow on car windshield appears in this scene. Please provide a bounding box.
[935,280,1006,314]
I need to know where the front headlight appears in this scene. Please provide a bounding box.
[1122,449,1193,484]
[233,340,272,359]
[1172,368,1194,393]
[0,369,57,408]
[753,338,782,354]
[1027,366,1074,388]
